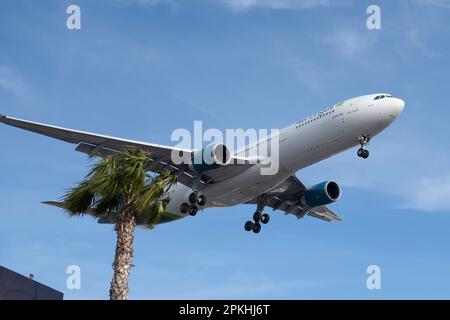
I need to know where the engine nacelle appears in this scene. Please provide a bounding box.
[189,143,231,172]
[301,181,341,208]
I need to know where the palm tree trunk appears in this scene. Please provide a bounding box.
[109,206,136,300]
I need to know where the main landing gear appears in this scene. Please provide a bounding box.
[180,191,207,216]
[244,195,270,234]
[180,175,208,217]
[357,134,370,159]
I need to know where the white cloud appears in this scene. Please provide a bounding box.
[395,25,440,60]
[0,67,30,99]
[114,0,178,9]
[408,28,440,58]
[116,0,166,5]
[401,176,450,211]
[223,0,331,11]
[413,0,450,9]
[116,0,334,11]
[392,1,446,60]
[277,52,328,91]
[276,30,381,93]
[315,29,377,59]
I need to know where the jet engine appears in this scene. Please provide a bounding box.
[189,143,231,172]
[301,181,341,208]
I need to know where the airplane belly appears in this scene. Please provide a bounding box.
[204,163,291,206]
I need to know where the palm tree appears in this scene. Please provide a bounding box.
[61,148,177,300]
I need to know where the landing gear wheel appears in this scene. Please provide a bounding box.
[253,212,262,223]
[244,221,254,232]
[261,213,270,224]
[180,203,189,214]
[357,135,370,159]
[357,148,364,157]
[252,222,261,234]
[188,192,198,204]
[197,195,207,206]
[244,194,267,234]
[188,205,198,216]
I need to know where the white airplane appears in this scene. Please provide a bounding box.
[0,93,404,233]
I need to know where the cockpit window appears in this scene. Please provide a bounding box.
[374,94,393,101]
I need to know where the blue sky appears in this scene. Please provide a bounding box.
[1,0,450,299]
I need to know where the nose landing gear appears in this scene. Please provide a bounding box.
[357,134,370,159]
[244,195,269,234]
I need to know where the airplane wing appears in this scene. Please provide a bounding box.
[0,115,253,187]
[245,175,343,222]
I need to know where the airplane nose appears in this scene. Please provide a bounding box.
[390,98,405,117]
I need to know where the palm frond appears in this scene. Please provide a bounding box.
[131,169,177,213]
[60,148,177,221]
[61,181,94,216]
[142,197,171,226]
